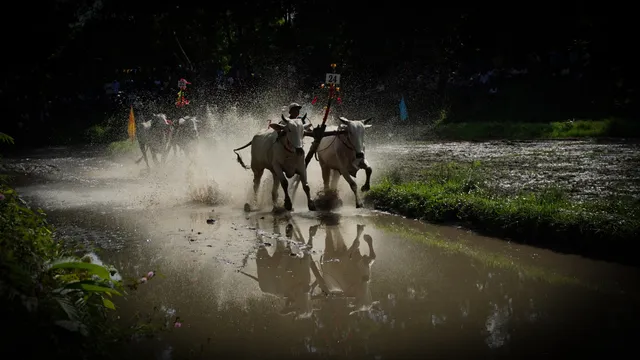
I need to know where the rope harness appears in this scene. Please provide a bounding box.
[314,128,356,161]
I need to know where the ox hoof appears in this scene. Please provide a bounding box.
[308,202,317,211]
[243,203,252,212]
[284,199,293,211]
[355,202,364,209]
[361,184,370,192]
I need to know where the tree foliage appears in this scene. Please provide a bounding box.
[1,1,636,147]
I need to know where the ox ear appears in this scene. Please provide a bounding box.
[339,117,350,125]
[281,114,290,123]
[269,122,285,132]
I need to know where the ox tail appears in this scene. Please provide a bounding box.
[233,141,252,170]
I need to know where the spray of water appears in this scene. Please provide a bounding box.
[103,85,407,212]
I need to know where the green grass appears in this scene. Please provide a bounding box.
[364,161,640,265]
[107,139,138,156]
[431,118,640,141]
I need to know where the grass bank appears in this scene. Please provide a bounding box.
[108,139,138,156]
[430,118,640,141]
[364,161,640,266]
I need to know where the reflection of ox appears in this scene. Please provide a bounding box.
[135,113,173,169]
[315,117,373,208]
[233,115,316,212]
[317,224,376,309]
[240,219,319,317]
[168,116,199,162]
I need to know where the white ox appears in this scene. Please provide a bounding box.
[233,115,316,212]
[315,117,373,208]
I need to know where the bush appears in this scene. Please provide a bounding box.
[0,132,166,358]
[85,125,113,144]
[0,182,128,358]
[430,118,640,141]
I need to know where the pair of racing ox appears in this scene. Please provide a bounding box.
[233,113,373,211]
[135,113,200,169]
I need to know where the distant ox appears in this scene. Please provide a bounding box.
[168,115,199,161]
[135,113,173,169]
[233,114,316,212]
[315,117,373,208]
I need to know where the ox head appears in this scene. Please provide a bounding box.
[338,116,372,159]
[271,114,312,156]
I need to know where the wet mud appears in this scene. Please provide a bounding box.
[4,143,640,359]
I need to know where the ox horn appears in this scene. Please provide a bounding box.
[281,114,290,122]
[301,113,308,123]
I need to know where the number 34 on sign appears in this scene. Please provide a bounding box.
[325,73,341,85]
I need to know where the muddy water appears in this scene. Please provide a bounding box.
[5,145,640,359]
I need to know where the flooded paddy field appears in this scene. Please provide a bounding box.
[367,139,640,200]
[3,138,640,359]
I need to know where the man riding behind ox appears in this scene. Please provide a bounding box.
[286,102,303,120]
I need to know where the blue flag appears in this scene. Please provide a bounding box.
[399,96,408,121]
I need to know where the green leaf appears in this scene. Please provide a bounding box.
[55,296,82,322]
[62,280,122,296]
[0,132,14,144]
[103,298,116,310]
[49,260,112,280]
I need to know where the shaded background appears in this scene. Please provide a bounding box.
[1,0,636,147]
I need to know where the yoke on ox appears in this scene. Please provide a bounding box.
[293,116,373,208]
[233,114,316,212]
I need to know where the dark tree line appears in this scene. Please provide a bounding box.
[1,0,636,147]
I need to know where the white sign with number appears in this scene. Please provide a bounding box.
[325,73,341,85]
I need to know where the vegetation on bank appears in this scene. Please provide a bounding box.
[429,118,640,141]
[0,134,166,359]
[364,161,640,265]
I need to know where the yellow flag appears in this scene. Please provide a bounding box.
[128,106,136,142]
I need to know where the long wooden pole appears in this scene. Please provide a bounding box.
[304,84,334,167]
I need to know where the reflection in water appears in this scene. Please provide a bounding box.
[243,217,379,320]
[46,207,640,359]
[317,224,377,312]
[240,217,318,318]
[241,216,388,356]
